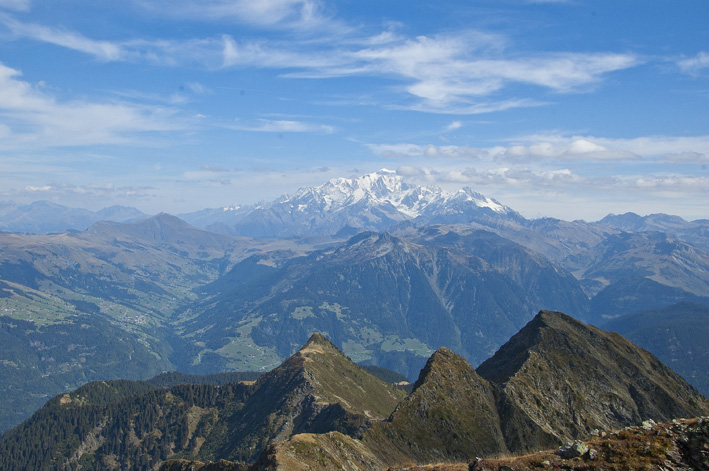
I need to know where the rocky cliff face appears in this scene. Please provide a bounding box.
[477,311,709,451]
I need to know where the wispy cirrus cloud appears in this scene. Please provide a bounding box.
[0,0,29,11]
[677,52,709,75]
[1,6,640,115]
[0,13,124,61]
[200,164,230,173]
[265,33,638,112]
[3,182,156,200]
[135,0,331,30]
[0,62,185,150]
[227,118,334,134]
[0,14,229,66]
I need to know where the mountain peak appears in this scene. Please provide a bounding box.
[217,334,406,462]
[411,346,464,391]
[477,309,709,445]
[227,169,519,237]
[274,333,407,420]
[292,169,411,209]
[365,345,508,463]
[534,308,584,329]
[598,212,691,232]
[305,331,330,345]
[297,332,340,357]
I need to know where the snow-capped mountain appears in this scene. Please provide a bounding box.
[280,169,513,218]
[188,169,523,238]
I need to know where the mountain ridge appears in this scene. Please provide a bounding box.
[477,310,709,447]
[2,169,709,435]
[2,314,709,471]
[180,169,522,238]
[246,312,709,471]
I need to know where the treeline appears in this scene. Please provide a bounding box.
[148,371,263,388]
[0,381,253,471]
[0,313,172,432]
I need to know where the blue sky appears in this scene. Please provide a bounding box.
[0,0,708,221]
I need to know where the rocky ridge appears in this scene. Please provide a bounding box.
[172,311,709,471]
[185,333,407,463]
[2,311,708,471]
[477,311,709,448]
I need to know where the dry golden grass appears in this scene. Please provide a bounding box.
[388,418,706,471]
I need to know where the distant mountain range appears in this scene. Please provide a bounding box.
[178,229,589,379]
[0,200,146,233]
[1,169,709,434]
[1,312,707,471]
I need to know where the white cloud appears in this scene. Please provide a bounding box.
[12,182,156,200]
[135,0,329,29]
[369,143,494,160]
[0,0,29,11]
[220,35,345,69]
[1,10,639,115]
[369,138,631,162]
[0,62,184,149]
[227,118,334,134]
[0,14,229,66]
[678,52,709,75]
[445,121,463,131]
[0,14,124,61]
[393,165,584,191]
[518,134,709,159]
[286,34,638,112]
[396,98,546,115]
[396,164,709,202]
[369,133,709,183]
[200,164,229,173]
[626,174,709,193]
[185,82,209,94]
[219,31,638,113]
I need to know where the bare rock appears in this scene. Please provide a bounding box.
[557,440,589,459]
